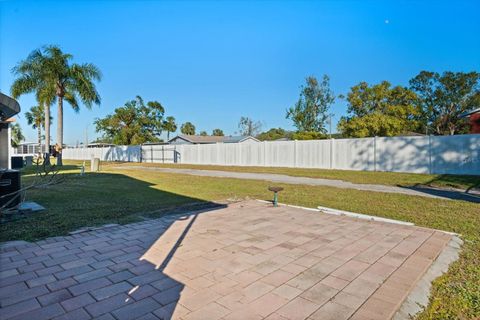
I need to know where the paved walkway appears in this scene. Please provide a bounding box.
[114,166,480,201]
[0,201,453,320]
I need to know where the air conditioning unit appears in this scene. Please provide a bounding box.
[0,170,21,209]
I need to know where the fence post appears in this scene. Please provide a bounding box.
[263,141,267,167]
[224,144,227,165]
[197,144,200,164]
[428,135,432,174]
[238,143,242,166]
[373,136,377,172]
[330,138,334,169]
[162,145,165,164]
[150,146,153,163]
[293,140,298,168]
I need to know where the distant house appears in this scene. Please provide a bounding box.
[460,108,480,134]
[168,135,259,145]
[12,142,46,155]
[87,143,116,148]
[395,132,425,137]
[63,143,116,149]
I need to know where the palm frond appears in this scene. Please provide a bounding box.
[64,92,79,112]
[69,63,101,108]
[10,75,38,98]
[11,49,43,75]
[77,63,102,81]
[43,45,73,62]
[36,83,57,107]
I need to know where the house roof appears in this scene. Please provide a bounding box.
[223,136,260,143]
[168,135,259,144]
[396,131,426,137]
[15,142,43,146]
[459,108,480,118]
[0,93,20,121]
[87,143,116,147]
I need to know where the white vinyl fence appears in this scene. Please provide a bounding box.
[62,145,176,163]
[62,146,142,162]
[62,134,480,175]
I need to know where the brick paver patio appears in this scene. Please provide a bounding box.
[0,200,452,320]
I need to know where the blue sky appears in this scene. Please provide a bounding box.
[1,0,479,144]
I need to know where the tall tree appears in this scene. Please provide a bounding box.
[11,45,101,165]
[25,105,51,152]
[238,116,262,136]
[162,116,177,140]
[292,131,326,140]
[338,81,421,138]
[10,123,24,148]
[212,128,224,136]
[95,96,165,145]
[410,71,480,135]
[180,122,195,135]
[286,75,335,133]
[257,128,292,141]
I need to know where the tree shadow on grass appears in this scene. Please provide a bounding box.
[1,168,228,319]
[401,185,480,203]
[419,174,480,192]
[3,169,220,240]
[401,174,480,203]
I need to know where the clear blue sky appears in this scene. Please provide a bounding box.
[1,0,479,144]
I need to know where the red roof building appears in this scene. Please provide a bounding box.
[460,108,480,134]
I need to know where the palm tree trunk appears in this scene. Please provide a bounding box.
[37,126,41,154]
[56,97,63,166]
[44,104,51,165]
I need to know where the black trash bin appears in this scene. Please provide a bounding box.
[0,169,21,208]
[11,156,24,169]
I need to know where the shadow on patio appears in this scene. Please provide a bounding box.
[0,169,227,319]
[135,205,223,319]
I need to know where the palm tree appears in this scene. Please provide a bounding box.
[11,45,101,165]
[180,122,195,135]
[212,128,224,136]
[162,116,177,140]
[25,105,51,154]
[10,123,24,148]
[11,49,55,163]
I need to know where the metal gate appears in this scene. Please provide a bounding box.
[141,145,178,163]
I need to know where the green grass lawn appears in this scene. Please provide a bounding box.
[1,162,479,319]
[115,162,480,191]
